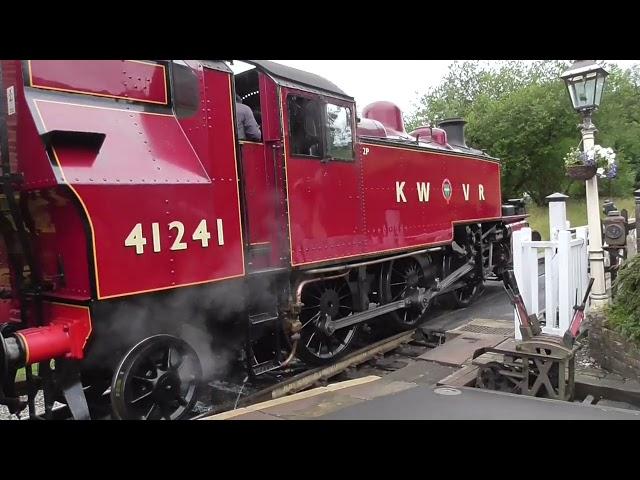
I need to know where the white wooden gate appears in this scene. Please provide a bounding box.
[511,226,589,339]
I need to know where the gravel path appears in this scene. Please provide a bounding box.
[0,391,46,420]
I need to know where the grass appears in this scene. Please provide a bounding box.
[14,364,39,383]
[526,196,635,240]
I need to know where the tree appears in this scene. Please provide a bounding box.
[406,60,640,204]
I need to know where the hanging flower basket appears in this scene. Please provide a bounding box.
[564,144,618,181]
[566,164,597,180]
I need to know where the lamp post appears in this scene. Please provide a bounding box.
[561,60,609,308]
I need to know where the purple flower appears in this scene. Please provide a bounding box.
[581,152,596,166]
[607,163,618,178]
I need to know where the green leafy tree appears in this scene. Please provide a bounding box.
[406,60,640,204]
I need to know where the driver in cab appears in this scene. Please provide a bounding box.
[235,94,262,142]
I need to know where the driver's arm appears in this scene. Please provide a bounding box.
[242,106,262,141]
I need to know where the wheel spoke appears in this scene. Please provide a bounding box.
[132,375,154,385]
[301,311,321,329]
[392,286,408,301]
[166,348,174,369]
[142,403,159,420]
[130,390,153,405]
[313,334,325,355]
[305,331,317,348]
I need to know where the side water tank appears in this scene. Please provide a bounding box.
[362,101,407,137]
[408,126,449,147]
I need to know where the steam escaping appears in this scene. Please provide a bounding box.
[84,271,280,386]
[85,278,247,381]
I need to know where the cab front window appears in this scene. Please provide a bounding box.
[326,103,353,161]
[287,94,354,161]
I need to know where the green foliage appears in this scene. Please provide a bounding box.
[609,254,640,344]
[406,61,640,205]
[525,196,635,241]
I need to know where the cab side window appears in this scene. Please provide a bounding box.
[287,94,355,161]
[326,103,353,161]
[288,95,322,158]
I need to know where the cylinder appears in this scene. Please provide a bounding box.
[13,324,72,365]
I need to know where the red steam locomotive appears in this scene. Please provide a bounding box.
[0,60,527,419]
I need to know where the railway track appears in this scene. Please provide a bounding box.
[0,325,443,420]
[190,327,443,420]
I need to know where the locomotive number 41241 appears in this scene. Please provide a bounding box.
[124,219,224,255]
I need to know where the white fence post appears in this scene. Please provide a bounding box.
[512,227,532,340]
[547,193,568,240]
[545,229,571,336]
[544,245,556,333]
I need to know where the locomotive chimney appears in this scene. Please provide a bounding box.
[437,118,467,149]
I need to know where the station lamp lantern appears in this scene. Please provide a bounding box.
[560,60,609,114]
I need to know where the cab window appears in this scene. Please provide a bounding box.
[287,95,354,161]
[326,103,353,161]
[288,95,322,158]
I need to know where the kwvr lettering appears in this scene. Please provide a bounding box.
[394,181,487,202]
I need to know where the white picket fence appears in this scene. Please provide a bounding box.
[511,225,589,339]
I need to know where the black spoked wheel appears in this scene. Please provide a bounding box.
[110,335,202,420]
[451,280,483,308]
[296,278,358,366]
[442,228,485,309]
[381,257,432,330]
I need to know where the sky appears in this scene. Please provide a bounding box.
[230,60,640,117]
